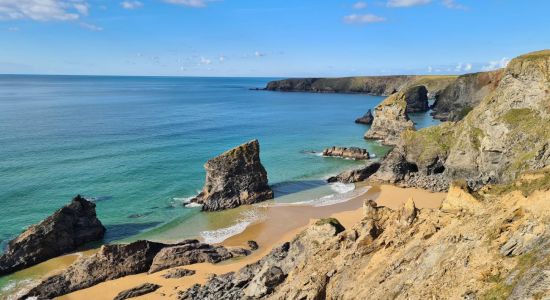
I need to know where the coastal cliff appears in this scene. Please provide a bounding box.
[265,75,456,97]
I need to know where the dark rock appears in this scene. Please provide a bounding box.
[162,268,196,279]
[0,195,105,276]
[113,283,161,300]
[327,162,381,183]
[247,240,259,251]
[191,140,274,211]
[322,146,370,160]
[355,109,374,125]
[148,240,250,274]
[22,240,167,299]
[404,85,429,113]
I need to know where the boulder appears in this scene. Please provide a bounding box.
[247,240,259,251]
[191,140,274,211]
[327,162,381,183]
[162,268,196,279]
[22,240,166,299]
[322,146,370,160]
[355,109,374,125]
[148,240,250,274]
[113,283,161,300]
[404,85,429,113]
[0,195,105,276]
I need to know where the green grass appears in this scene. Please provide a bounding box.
[501,108,536,127]
[402,122,455,165]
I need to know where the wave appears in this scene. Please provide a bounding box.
[199,209,265,244]
[172,196,203,208]
[261,185,369,208]
[329,182,355,194]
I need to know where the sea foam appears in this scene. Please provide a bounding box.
[199,209,265,244]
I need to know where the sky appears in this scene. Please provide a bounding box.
[0,0,549,77]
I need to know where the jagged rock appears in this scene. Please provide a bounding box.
[441,182,482,213]
[355,109,374,125]
[404,85,429,113]
[248,240,259,251]
[322,146,370,160]
[113,283,161,300]
[148,240,250,274]
[327,162,381,183]
[364,89,416,146]
[162,268,196,279]
[191,140,274,211]
[432,69,504,121]
[398,197,418,226]
[0,195,105,276]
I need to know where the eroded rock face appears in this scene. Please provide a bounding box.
[355,109,374,125]
[404,85,429,113]
[0,195,105,276]
[364,90,416,146]
[22,240,166,299]
[432,69,504,121]
[162,268,196,279]
[113,283,161,300]
[322,146,370,160]
[191,140,274,211]
[148,240,250,274]
[327,162,381,183]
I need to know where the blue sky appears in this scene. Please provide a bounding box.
[0,0,549,77]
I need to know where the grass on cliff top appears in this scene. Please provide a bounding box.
[516,49,550,60]
[488,168,550,197]
[401,122,456,165]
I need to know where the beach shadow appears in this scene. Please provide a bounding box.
[104,222,162,243]
[272,180,328,198]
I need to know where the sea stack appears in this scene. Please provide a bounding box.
[191,140,274,211]
[0,195,105,276]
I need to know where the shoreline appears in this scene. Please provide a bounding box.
[52,184,444,300]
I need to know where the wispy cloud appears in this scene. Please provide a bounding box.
[353,1,367,9]
[482,57,510,71]
[254,51,266,57]
[80,22,103,31]
[200,56,212,65]
[343,14,386,24]
[0,0,91,21]
[442,0,467,10]
[163,0,211,8]
[121,1,143,10]
[387,0,431,7]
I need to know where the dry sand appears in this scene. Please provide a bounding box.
[36,184,444,300]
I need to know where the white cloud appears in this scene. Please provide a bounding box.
[455,63,463,72]
[482,57,510,71]
[343,13,386,24]
[254,51,266,57]
[80,22,102,31]
[387,0,431,7]
[218,56,225,62]
[121,1,143,10]
[0,0,91,21]
[427,66,433,73]
[163,0,209,7]
[200,56,212,65]
[353,1,367,9]
[7,26,19,31]
[442,0,467,10]
[464,63,472,71]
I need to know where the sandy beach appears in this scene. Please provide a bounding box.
[49,184,444,300]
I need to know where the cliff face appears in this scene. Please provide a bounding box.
[180,168,550,300]
[432,69,504,121]
[265,75,456,97]
[377,50,550,191]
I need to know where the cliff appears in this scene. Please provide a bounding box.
[432,69,504,121]
[265,75,456,97]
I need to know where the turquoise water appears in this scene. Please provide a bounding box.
[0,75,439,249]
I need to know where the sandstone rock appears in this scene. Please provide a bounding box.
[327,162,381,183]
[355,109,374,125]
[0,195,105,276]
[403,85,429,113]
[398,197,418,226]
[322,146,370,160]
[113,283,161,300]
[364,90,416,146]
[162,268,196,279]
[148,240,250,274]
[22,240,166,299]
[191,140,274,211]
[441,182,482,213]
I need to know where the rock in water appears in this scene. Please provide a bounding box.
[327,162,381,183]
[322,146,370,160]
[355,109,374,125]
[191,140,274,211]
[113,283,161,300]
[0,195,105,276]
[404,85,429,113]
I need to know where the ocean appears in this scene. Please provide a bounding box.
[0,75,439,253]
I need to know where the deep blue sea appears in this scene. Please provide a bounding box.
[0,75,439,251]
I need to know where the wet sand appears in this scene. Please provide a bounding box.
[52,184,444,300]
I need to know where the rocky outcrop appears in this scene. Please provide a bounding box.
[162,268,196,279]
[148,240,250,273]
[180,167,550,300]
[364,89,415,146]
[403,85,429,113]
[113,283,161,300]
[264,75,456,97]
[354,109,374,125]
[432,69,504,121]
[322,146,370,160]
[327,162,381,183]
[0,195,105,276]
[191,140,274,211]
